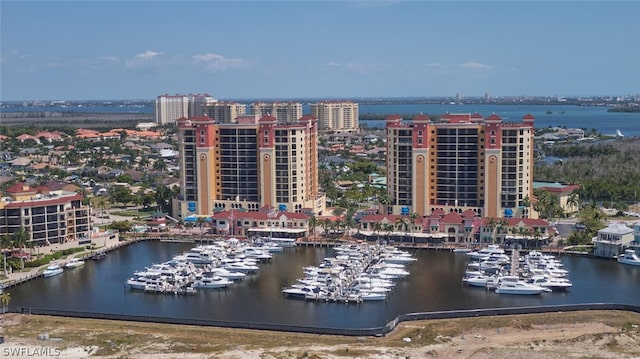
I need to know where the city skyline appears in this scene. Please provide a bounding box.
[1,1,639,101]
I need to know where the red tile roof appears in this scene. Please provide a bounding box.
[440,211,463,224]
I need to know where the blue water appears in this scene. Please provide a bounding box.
[7,242,640,329]
[3,103,639,137]
[357,104,640,137]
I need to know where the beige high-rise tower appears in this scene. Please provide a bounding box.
[385,113,535,219]
[177,115,326,218]
[310,101,359,132]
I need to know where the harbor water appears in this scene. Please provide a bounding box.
[7,241,640,329]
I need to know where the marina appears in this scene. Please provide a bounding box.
[125,238,289,295]
[282,243,416,303]
[462,247,573,295]
[5,241,640,329]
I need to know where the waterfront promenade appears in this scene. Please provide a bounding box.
[1,234,125,289]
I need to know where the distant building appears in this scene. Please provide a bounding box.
[0,182,90,246]
[533,181,581,215]
[155,94,215,125]
[250,102,303,124]
[203,101,247,123]
[310,101,359,132]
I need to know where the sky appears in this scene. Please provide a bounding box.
[1,1,639,101]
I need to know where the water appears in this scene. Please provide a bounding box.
[3,103,639,137]
[357,104,640,138]
[8,241,640,329]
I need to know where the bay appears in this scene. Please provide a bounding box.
[8,241,640,329]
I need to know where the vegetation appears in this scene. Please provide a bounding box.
[535,138,640,211]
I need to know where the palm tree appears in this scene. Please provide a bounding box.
[0,291,10,314]
[1,234,12,276]
[373,222,382,244]
[567,192,580,214]
[11,227,29,270]
[308,215,318,240]
[383,223,394,242]
[196,217,208,236]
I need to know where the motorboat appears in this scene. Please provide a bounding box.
[466,244,505,260]
[527,275,572,291]
[617,249,640,267]
[463,275,498,288]
[282,285,319,299]
[206,267,246,281]
[92,251,107,260]
[193,276,232,289]
[494,276,549,295]
[43,263,64,277]
[65,258,85,269]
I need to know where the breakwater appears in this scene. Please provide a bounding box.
[7,303,640,337]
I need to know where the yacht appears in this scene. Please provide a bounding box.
[43,263,64,277]
[617,249,640,267]
[193,276,232,289]
[65,258,85,269]
[466,244,505,260]
[527,275,572,291]
[494,276,549,295]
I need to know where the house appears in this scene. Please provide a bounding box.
[592,223,634,258]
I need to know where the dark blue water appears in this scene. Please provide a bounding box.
[8,241,640,329]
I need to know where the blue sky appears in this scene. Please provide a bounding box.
[1,1,639,101]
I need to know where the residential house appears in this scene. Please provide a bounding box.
[592,223,634,258]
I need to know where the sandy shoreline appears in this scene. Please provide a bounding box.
[1,310,639,358]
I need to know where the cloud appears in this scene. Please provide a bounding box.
[424,62,441,68]
[134,50,163,59]
[324,61,341,67]
[461,61,492,70]
[99,56,120,63]
[193,53,250,72]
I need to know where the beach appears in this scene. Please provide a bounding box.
[1,310,639,358]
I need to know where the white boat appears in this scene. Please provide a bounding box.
[65,258,85,269]
[466,244,505,260]
[43,263,64,277]
[494,276,548,295]
[194,276,232,289]
[359,290,387,301]
[263,237,297,247]
[617,249,640,267]
[463,275,497,288]
[206,267,246,281]
[527,275,572,291]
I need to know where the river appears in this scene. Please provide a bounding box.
[7,241,640,329]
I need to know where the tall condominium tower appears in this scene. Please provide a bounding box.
[203,101,247,123]
[250,102,303,124]
[176,115,325,218]
[154,93,215,125]
[385,113,535,218]
[309,101,359,132]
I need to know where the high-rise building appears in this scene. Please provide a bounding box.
[250,102,303,124]
[154,93,215,125]
[203,101,247,123]
[310,101,359,132]
[385,113,535,218]
[176,115,325,218]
